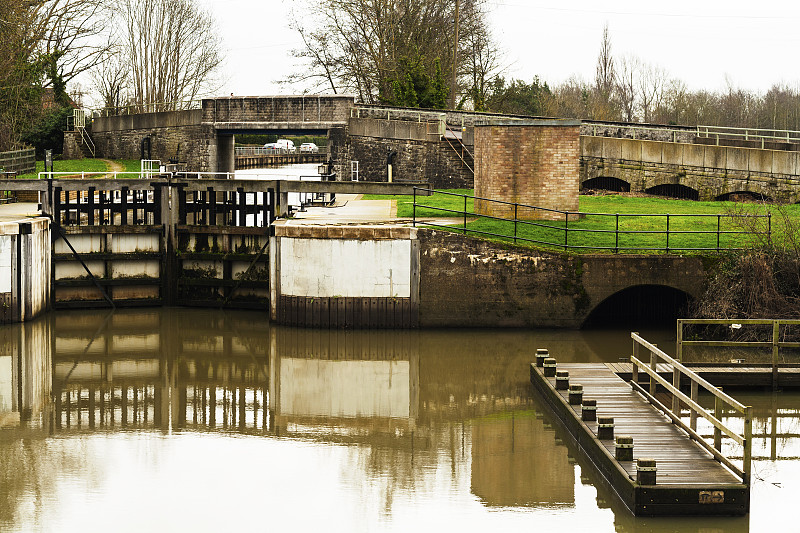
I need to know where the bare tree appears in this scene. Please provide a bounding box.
[92,45,129,112]
[118,0,223,110]
[288,0,503,109]
[615,55,638,122]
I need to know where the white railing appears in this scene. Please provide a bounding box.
[697,125,800,146]
[631,332,752,485]
[37,171,164,180]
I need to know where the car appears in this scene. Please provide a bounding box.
[263,142,279,151]
[275,139,296,153]
[300,142,319,153]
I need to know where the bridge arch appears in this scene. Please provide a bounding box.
[582,284,693,329]
[582,176,631,193]
[715,190,772,203]
[645,183,699,200]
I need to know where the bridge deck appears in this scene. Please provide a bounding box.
[530,362,748,516]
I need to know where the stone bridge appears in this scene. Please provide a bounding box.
[65,95,800,199]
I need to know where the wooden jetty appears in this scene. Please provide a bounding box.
[529,334,751,516]
[606,362,800,388]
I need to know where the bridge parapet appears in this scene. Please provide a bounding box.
[202,95,354,126]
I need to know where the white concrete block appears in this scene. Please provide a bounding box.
[0,236,10,293]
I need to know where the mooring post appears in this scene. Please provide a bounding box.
[535,348,549,367]
[615,436,634,461]
[597,416,614,439]
[555,370,570,390]
[636,459,657,485]
[568,384,583,405]
[543,358,557,377]
[581,399,596,422]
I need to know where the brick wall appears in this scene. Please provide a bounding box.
[474,120,580,221]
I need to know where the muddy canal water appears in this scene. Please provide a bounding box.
[1,308,797,532]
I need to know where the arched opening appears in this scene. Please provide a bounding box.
[582,177,631,193]
[645,184,699,200]
[715,191,771,203]
[582,284,692,329]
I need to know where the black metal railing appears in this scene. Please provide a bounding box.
[177,186,275,227]
[412,188,772,254]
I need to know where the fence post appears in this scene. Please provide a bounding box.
[564,212,569,251]
[717,214,721,251]
[631,333,639,385]
[665,214,670,253]
[615,213,619,253]
[768,213,772,245]
[690,381,699,431]
[672,365,681,415]
[676,319,683,362]
[514,203,518,244]
[744,405,753,485]
[649,345,658,397]
[463,194,467,234]
[772,320,779,391]
[413,188,416,227]
[714,389,723,452]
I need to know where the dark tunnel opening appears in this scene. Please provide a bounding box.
[582,285,692,329]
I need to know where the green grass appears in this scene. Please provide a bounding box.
[14,158,143,179]
[363,189,782,254]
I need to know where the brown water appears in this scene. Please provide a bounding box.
[0,308,796,532]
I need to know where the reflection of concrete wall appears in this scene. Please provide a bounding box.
[279,359,410,418]
[0,355,11,414]
[471,413,574,507]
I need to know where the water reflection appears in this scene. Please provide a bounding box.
[0,308,791,531]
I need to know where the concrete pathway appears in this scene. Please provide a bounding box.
[0,202,40,224]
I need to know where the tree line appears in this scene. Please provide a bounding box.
[4,0,800,155]
[0,0,222,154]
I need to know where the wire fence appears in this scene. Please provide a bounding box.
[412,188,772,254]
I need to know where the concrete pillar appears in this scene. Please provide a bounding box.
[216,134,235,174]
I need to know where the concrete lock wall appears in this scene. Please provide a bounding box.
[474,120,581,221]
[417,229,706,328]
[271,224,419,327]
[0,218,51,323]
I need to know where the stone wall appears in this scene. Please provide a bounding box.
[203,95,354,124]
[474,120,580,220]
[347,135,473,188]
[417,230,707,328]
[581,136,800,202]
[89,123,216,171]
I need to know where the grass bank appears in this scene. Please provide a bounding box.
[363,190,783,253]
[14,158,143,179]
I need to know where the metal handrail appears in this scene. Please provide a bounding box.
[442,124,474,174]
[630,332,752,485]
[411,188,771,254]
[37,171,159,180]
[93,99,203,118]
[697,125,800,145]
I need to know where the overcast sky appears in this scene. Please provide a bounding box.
[198,0,800,98]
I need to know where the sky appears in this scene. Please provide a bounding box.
[193,0,800,98]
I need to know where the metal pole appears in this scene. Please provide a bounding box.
[717,214,721,251]
[514,203,518,243]
[413,188,416,227]
[463,194,467,234]
[564,212,569,251]
[615,213,619,253]
[666,214,670,252]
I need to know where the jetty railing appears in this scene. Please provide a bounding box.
[677,318,800,389]
[630,332,752,485]
[412,188,771,253]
